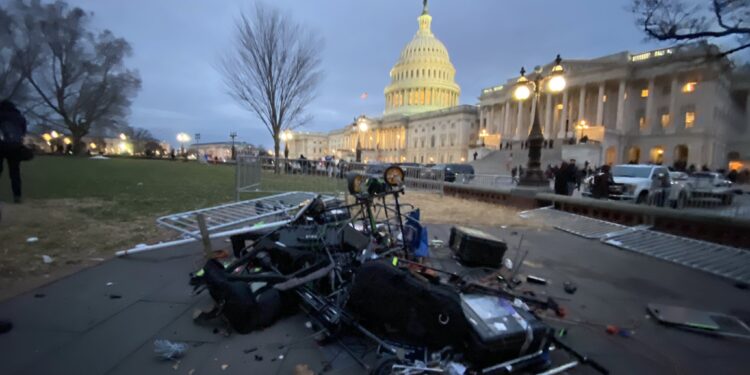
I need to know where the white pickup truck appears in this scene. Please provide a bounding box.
[607,164,672,205]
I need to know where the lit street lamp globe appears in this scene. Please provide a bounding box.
[547,75,566,93]
[513,84,531,101]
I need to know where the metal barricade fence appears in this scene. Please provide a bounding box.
[254,156,364,196]
[403,166,444,194]
[452,173,514,188]
[235,154,262,200]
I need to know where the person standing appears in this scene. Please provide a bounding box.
[592,165,614,199]
[566,159,578,196]
[0,100,28,204]
[554,161,569,195]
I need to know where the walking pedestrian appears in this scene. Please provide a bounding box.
[0,100,30,204]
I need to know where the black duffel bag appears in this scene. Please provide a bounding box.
[347,261,471,349]
[201,259,282,334]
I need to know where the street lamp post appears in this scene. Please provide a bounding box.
[280,130,292,161]
[513,55,567,187]
[229,131,237,160]
[176,132,191,158]
[353,118,367,163]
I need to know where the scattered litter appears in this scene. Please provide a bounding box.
[445,361,467,375]
[305,321,312,329]
[647,303,750,339]
[137,182,143,186]
[254,355,263,361]
[295,364,315,375]
[243,347,258,354]
[563,281,577,294]
[278,354,285,360]
[557,328,567,338]
[89,257,105,262]
[503,258,513,270]
[500,225,508,229]
[430,239,445,247]
[109,294,122,299]
[526,275,547,285]
[512,298,530,311]
[221,364,229,370]
[106,282,114,287]
[154,339,188,360]
[26,237,38,243]
[172,360,180,370]
[34,293,45,298]
[188,369,195,375]
[90,155,109,160]
[605,325,631,338]
[42,255,54,264]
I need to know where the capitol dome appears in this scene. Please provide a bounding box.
[384,1,461,115]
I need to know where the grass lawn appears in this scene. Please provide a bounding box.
[0,155,344,298]
[0,155,530,300]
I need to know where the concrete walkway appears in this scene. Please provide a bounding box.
[0,225,748,374]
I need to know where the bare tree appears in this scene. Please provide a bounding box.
[16,0,141,154]
[633,0,750,57]
[219,2,323,171]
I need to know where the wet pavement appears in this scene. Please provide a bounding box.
[0,224,748,374]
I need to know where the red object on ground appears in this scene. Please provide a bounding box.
[606,325,618,335]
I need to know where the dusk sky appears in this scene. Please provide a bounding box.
[61,0,675,147]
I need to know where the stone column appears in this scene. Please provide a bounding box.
[596,83,605,126]
[668,76,679,133]
[578,85,587,123]
[544,93,553,138]
[504,101,512,138]
[645,78,655,132]
[557,90,569,138]
[615,80,626,132]
[514,101,524,140]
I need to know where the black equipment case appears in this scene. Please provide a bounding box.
[449,226,507,267]
[461,294,551,366]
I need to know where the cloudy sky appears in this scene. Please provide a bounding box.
[63,0,671,147]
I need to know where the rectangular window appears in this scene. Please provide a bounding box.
[682,82,697,93]
[641,89,649,98]
[661,113,670,127]
[639,116,647,129]
[555,104,563,110]
[685,111,695,128]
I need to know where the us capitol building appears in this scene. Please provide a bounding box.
[289,1,750,172]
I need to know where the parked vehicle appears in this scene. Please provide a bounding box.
[689,172,735,205]
[598,164,672,205]
[430,163,475,182]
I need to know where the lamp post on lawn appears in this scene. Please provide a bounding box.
[176,132,191,158]
[512,54,567,187]
[229,131,237,160]
[280,130,292,161]
[353,118,368,163]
